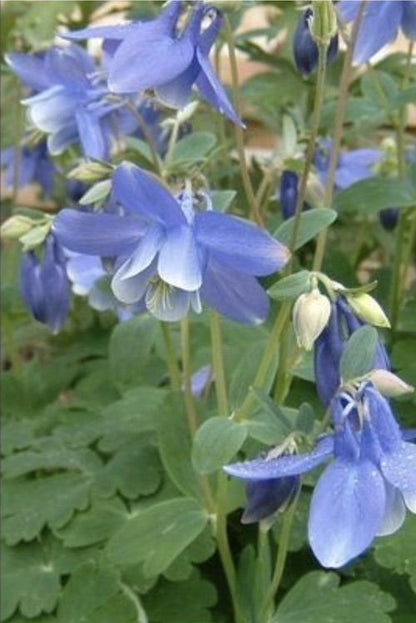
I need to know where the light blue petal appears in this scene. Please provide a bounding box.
[63,23,144,41]
[66,254,105,295]
[76,107,107,160]
[43,46,91,89]
[380,442,416,512]
[340,148,383,168]
[155,58,199,109]
[145,283,192,322]
[337,1,362,22]
[352,2,403,64]
[108,29,194,94]
[116,224,165,280]
[112,262,155,304]
[224,435,334,480]
[195,48,243,127]
[377,482,406,536]
[335,164,375,189]
[112,162,185,226]
[190,364,212,398]
[47,124,78,155]
[53,210,145,257]
[308,459,386,568]
[24,86,76,133]
[5,52,52,91]
[158,225,202,291]
[196,211,289,275]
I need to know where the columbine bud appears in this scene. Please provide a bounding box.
[293,288,331,350]
[379,208,399,232]
[293,7,339,77]
[1,215,34,240]
[279,171,298,220]
[19,223,51,251]
[68,161,113,183]
[310,1,338,47]
[346,293,390,328]
[366,369,414,397]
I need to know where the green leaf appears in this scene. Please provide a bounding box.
[109,315,158,389]
[340,325,379,382]
[79,180,112,206]
[245,388,294,444]
[106,498,208,576]
[333,178,415,214]
[124,136,156,167]
[57,562,143,623]
[192,417,247,474]
[374,514,416,591]
[390,85,416,109]
[142,570,217,622]
[171,132,216,164]
[13,1,77,49]
[157,393,201,499]
[229,340,279,409]
[275,210,337,250]
[1,541,61,620]
[268,271,311,301]
[360,71,399,104]
[56,497,129,548]
[210,190,237,212]
[272,571,395,623]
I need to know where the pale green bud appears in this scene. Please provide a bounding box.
[293,288,331,350]
[19,222,51,251]
[346,293,390,328]
[1,215,34,240]
[68,161,113,182]
[305,172,325,209]
[310,1,338,47]
[366,370,414,397]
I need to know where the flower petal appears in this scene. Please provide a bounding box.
[5,52,52,91]
[112,262,155,304]
[66,254,105,295]
[377,482,406,536]
[145,284,192,322]
[155,58,199,109]
[53,209,145,257]
[158,225,202,291]
[402,1,416,39]
[112,162,185,226]
[242,476,300,524]
[76,108,107,160]
[224,435,334,480]
[380,442,416,512]
[195,212,289,276]
[351,2,403,64]
[308,459,386,568]
[200,259,270,325]
[117,224,165,280]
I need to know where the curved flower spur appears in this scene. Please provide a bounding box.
[63,0,243,126]
[54,163,290,323]
[224,381,416,569]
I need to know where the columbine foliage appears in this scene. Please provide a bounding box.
[1,1,416,623]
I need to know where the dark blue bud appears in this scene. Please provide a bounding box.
[293,8,338,77]
[242,475,300,524]
[379,208,399,231]
[280,170,299,220]
[20,234,70,333]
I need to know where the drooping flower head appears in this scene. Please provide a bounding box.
[293,7,339,77]
[54,162,289,323]
[224,381,416,568]
[338,0,416,65]
[314,295,390,406]
[314,138,383,190]
[20,233,70,333]
[1,139,56,196]
[6,45,139,160]
[64,1,243,126]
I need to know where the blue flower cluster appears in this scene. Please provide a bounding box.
[225,381,416,568]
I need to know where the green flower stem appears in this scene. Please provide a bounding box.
[259,494,300,623]
[124,100,163,176]
[312,1,367,272]
[223,15,263,226]
[390,41,415,333]
[160,322,181,391]
[12,82,23,204]
[209,311,244,623]
[180,316,199,436]
[164,115,181,168]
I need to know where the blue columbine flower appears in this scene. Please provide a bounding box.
[314,296,390,406]
[314,138,383,190]
[293,7,338,77]
[1,139,56,196]
[53,162,289,323]
[66,252,143,321]
[224,382,416,568]
[20,233,70,332]
[64,1,242,126]
[338,1,416,65]
[6,45,138,160]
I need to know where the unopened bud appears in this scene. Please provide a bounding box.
[346,293,390,328]
[305,171,325,209]
[19,222,51,251]
[68,161,113,183]
[1,215,34,240]
[293,288,331,350]
[366,369,414,397]
[311,1,338,47]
